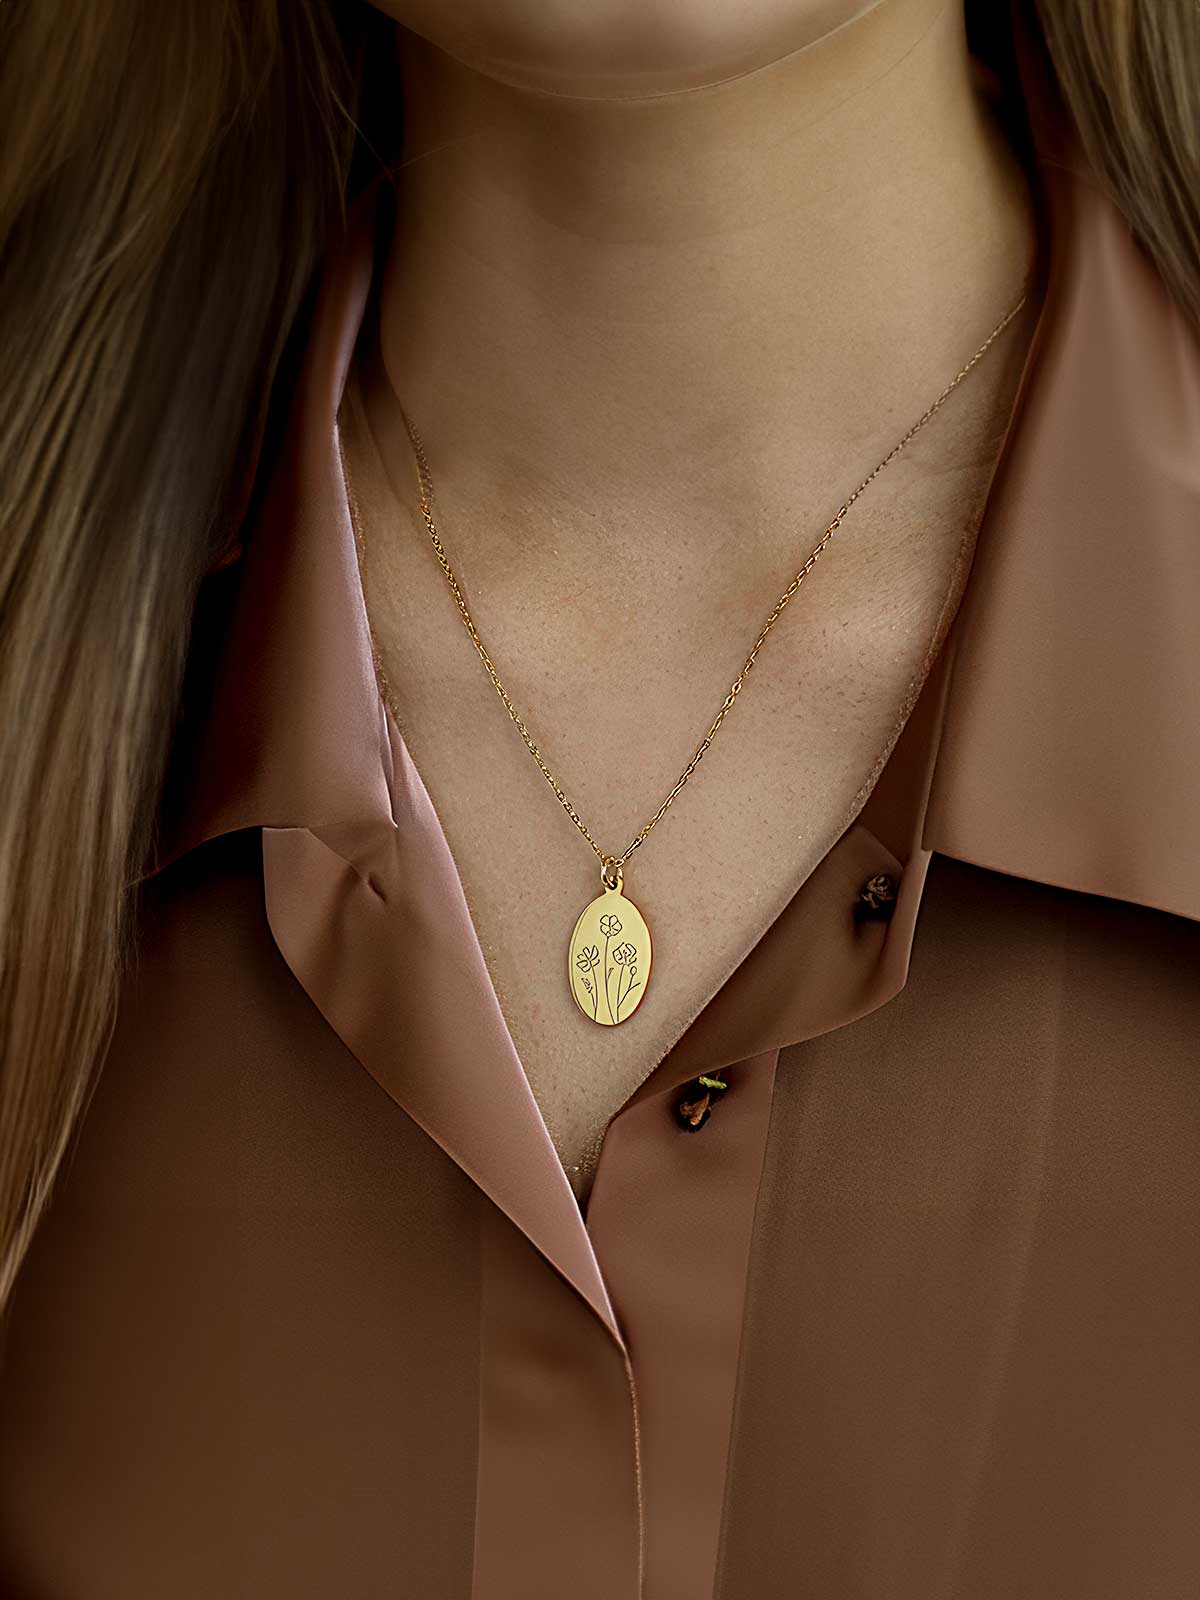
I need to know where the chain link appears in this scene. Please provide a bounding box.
[374,286,1029,875]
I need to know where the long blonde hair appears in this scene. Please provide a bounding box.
[1,0,1197,1314]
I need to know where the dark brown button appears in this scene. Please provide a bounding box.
[854,872,899,924]
[674,1074,728,1131]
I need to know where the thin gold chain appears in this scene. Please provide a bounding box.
[373,286,1028,885]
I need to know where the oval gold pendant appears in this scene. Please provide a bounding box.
[568,881,652,1026]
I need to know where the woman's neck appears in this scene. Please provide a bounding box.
[375,0,1037,551]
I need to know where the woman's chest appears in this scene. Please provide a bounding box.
[345,442,1000,1196]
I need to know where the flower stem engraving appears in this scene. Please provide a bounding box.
[611,941,640,1020]
[575,944,601,1020]
[598,910,623,1024]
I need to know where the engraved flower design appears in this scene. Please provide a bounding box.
[575,943,603,1019]
[576,919,646,1025]
[610,940,641,1019]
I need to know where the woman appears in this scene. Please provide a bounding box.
[1,0,1197,1595]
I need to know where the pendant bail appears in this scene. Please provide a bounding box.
[600,856,623,892]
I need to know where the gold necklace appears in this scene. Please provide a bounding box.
[348,285,1029,1027]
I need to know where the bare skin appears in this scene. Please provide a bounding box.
[344,0,1041,1206]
